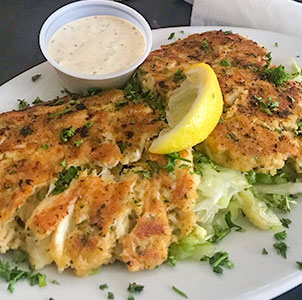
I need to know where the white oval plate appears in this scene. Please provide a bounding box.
[0,26,302,300]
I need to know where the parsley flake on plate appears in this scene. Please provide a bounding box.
[274,241,289,259]
[280,218,292,228]
[0,259,47,293]
[172,286,188,298]
[201,251,234,274]
[32,96,43,105]
[99,283,108,290]
[168,32,175,40]
[18,99,29,110]
[274,231,287,241]
[127,282,144,293]
[262,248,268,255]
[31,74,41,82]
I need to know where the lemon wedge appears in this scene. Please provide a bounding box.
[149,63,223,154]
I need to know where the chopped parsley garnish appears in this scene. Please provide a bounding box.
[127,282,144,293]
[273,241,288,259]
[134,160,160,180]
[99,283,108,290]
[262,248,268,255]
[297,261,302,269]
[166,255,176,267]
[134,170,152,180]
[173,68,186,83]
[226,132,239,142]
[261,65,289,86]
[20,125,33,137]
[114,100,129,110]
[107,291,114,299]
[201,251,234,274]
[74,140,83,147]
[274,42,279,47]
[295,119,302,136]
[18,99,29,110]
[280,218,292,228]
[220,59,230,67]
[163,152,191,174]
[60,126,75,143]
[61,88,71,94]
[225,211,245,232]
[128,295,134,300]
[51,166,80,195]
[51,279,60,285]
[168,32,175,40]
[124,82,141,103]
[123,81,165,116]
[209,225,230,243]
[172,286,188,298]
[69,99,81,106]
[193,150,217,176]
[0,260,46,293]
[265,52,272,65]
[200,39,208,50]
[31,74,41,82]
[274,231,287,241]
[32,97,43,105]
[244,169,296,185]
[117,140,131,154]
[224,30,233,35]
[82,87,102,97]
[42,144,49,149]
[50,108,72,119]
[262,194,296,213]
[86,121,94,128]
[253,95,279,115]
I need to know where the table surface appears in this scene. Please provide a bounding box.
[0,1,301,299]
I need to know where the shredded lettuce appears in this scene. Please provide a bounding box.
[168,226,213,260]
[255,182,302,196]
[290,57,302,82]
[235,190,281,230]
[169,149,301,262]
[194,163,250,224]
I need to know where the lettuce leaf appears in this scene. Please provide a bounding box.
[194,163,250,224]
[168,226,213,260]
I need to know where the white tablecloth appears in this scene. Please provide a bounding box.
[190,0,302,38]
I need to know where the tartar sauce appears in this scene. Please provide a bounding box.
[48,15,146,76]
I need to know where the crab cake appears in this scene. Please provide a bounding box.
[138,30,302,174]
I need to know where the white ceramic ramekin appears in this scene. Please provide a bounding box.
[39,0,152,92]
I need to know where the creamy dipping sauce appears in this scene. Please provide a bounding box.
[48,15,146,76]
